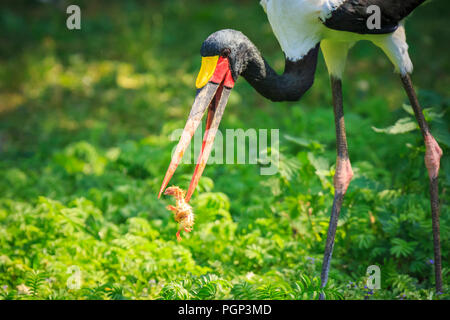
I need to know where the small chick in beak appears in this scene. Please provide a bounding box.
[164,186,195,241]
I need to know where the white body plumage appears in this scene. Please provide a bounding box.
[260,0,413,77]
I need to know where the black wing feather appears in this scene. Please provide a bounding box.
[323,0,426,34]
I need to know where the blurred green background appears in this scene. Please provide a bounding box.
[0,0,448,299]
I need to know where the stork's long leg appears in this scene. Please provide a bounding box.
[401,74,443,293]
[319,76,353,299]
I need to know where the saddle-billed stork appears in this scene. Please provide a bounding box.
[158,0,443,297]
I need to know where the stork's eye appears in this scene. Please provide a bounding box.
[220,48,231,58]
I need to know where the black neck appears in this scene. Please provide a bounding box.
[241,43,320,102]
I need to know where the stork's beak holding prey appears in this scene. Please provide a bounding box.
[158,55,235,202]
[158,27,316,202]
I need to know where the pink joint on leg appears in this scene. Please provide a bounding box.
[334,157,353,194]
[424,134,443,179]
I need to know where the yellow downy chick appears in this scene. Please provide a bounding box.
[164,186,195,241]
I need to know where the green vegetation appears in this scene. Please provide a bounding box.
[0,0,448,300]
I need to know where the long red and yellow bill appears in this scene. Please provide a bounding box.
[158,55,235,202]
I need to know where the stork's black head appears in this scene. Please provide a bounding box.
[199,29,253,83]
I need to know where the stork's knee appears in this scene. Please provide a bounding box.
[424,133,443,179]
[334,157,353,194]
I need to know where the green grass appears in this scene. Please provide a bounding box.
[0,0,448,300]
